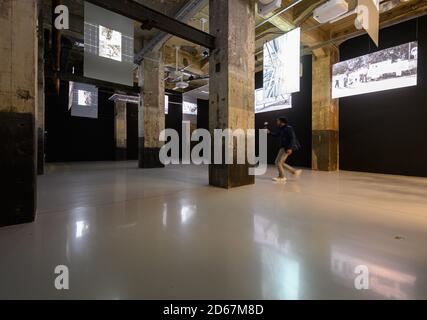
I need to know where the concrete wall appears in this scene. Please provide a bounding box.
[340,17,427,177]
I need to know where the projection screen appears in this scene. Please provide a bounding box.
[255,88,292,114]
[332,41,418,99]
[84,2,134,86]
[69,82,99,119]
[183,96,198,115]
[165,95,169,115]
[263,27,301,99]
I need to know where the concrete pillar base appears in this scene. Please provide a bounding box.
[0,112,36,227]
[312,130,339,171]
[138,50,165,168]
[312,45,340,172]
[208,0,256,189]
[209,164,255,189]
[115,149,127,161]
[114,100,127,161]
[37,128,45,175]
[138,138,165,169]
[0,0,38,227]
[36,2,45,176]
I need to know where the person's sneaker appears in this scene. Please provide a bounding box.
[272,177,287,183]
[294,169,303,177]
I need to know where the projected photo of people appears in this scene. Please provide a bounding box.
[99,25,122,62]
[78,90,93,106]
[332,41,418,99]
[70,82,98,119]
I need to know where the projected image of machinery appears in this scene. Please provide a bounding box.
[183,100,198,115]
[182,85,209,115]
[255,88,292,114]
[84,2,134,86]
[263,28,300,100]
[99,25,122,62]
[332,41,418,99]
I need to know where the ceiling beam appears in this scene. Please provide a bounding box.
[84,0,215,53]
[256,0,302,29]
[254,13,329,58]
[258,0,329,43]
[163,46,206,76]
[134,0,208,64]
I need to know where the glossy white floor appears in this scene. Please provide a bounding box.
[1,161,427,300]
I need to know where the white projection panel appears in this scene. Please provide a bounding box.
[182,85,209,115]
[69,82,98,119]
[183,97,198,115]
[263,27,300,99]
[332,41,418,99]
[255,88,292,114]
[165,95,169,115]
[84,2,134,86]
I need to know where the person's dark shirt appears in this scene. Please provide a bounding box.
[270,124,298,151]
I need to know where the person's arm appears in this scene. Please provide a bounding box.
[263,123,274,136]
[265,124,280,137]
[269,130,280,137]
[285,127,297,154]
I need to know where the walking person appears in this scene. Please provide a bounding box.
[267,117,302,182]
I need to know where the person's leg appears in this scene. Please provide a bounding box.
[283,158,303,177]
[284,163,297,174]
[275,148,288,179]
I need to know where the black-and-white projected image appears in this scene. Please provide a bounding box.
[332,41,418,99]
[165,95,169,115]
[69,82,99,119]
[78,90,94,106]
[183,100,198,115]
[263,27,300,99]
[255,88,292,114]
[84,2,134,86]
[182,85,209,115]
[99,25,122,62]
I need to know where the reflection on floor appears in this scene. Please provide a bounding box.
[0,162,427,299]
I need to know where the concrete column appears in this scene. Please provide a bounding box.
[114,100,127,161]
[312,45,339,171]
[208,0,256,188]
[0,0,38,227]
[139,50,165,168]
[37,3,45,175]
